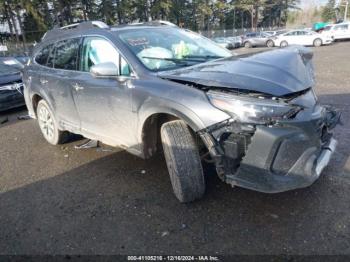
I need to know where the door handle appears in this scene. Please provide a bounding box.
[73,83,84,91]
[40,78,48,85]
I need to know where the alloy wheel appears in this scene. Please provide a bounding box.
[38,105,55,141]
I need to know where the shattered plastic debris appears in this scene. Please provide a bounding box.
[96,148,113,152]
[74,139,114,152]
[17,115,31,120]
[161,231,169,237]
[270,214,279,219]
[74,139,99,149]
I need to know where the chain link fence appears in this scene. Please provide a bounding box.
[0,26,288,57]
[0,31,46,57]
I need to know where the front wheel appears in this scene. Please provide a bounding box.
[280,41,288,48]
[313,38,322,47]
[266,40,274,48]
[160,120,205,203]
[244,41,252,48]
[37,100,69,145]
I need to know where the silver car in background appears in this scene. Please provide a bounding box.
[241,32,275,48]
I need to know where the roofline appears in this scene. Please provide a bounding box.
[41,20,179,42]
[41,21,109,42]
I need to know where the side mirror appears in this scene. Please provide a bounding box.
[90,62,118,78]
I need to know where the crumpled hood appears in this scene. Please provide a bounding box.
[159,46,315,97]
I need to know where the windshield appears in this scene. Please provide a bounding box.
[117,27,232,71]
[0,63,20,76]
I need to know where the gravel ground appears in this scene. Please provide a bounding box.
[0,42,349,256]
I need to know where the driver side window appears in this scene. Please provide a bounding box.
[80,37,131,76]
[80,37,119,72]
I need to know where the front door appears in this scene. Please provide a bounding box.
[72,36,136,147]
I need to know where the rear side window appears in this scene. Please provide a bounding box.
[333,25,348,30]
[35,46,51,65]
[54,38,80,70]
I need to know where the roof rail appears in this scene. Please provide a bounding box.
[128,20,177,27]
[42,21,109,41]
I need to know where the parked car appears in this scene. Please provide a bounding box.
[273,29,333,47]
[23,21,340,202]
[226,36,242,48]
[213,37,235,50]
[275,29,290,36]
[322,22,350,41]
[0,57,26,111]
[263,31,277,36]
[242,32,275,48]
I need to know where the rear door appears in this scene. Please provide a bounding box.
[333,24,349,39]
[72,36,136,146]
[256,32,268,46]
[282,31,297,44]
[297,30,313,45]
[39,38,81,132]
[341,24,350,39]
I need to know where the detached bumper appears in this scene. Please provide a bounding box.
[226,128,337,193]
[200,105,340,193]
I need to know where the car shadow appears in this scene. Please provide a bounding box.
[0,106,28,128]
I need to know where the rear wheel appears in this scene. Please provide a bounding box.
[160,120,205,203]
[37,100,69,145]
[244,41,252,48]
[266,40,274,48]
[280,41,288,48]
[313,38,322,47]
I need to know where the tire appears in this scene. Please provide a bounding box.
[313,38,322,47]
[280,41,288,48]
[160,120,205,203]
[266,40,274,48]
[244,41,252,48]
[37,100,69,145]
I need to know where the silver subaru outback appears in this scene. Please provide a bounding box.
[23,21,340,202]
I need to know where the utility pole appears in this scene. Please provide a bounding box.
[251,5,254,31]
[233,7,236,36]
[345,0,349,21]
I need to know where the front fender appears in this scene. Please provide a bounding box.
[137,97,206,142]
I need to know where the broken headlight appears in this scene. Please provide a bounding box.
[207,90,301,124]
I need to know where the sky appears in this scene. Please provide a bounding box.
[299,0,341,8]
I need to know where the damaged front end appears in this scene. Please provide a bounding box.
[199,89,341,193]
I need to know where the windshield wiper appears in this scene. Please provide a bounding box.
[183,55,225,60]
[142,56,205,64]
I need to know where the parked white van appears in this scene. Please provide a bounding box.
[323,22,350,40]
